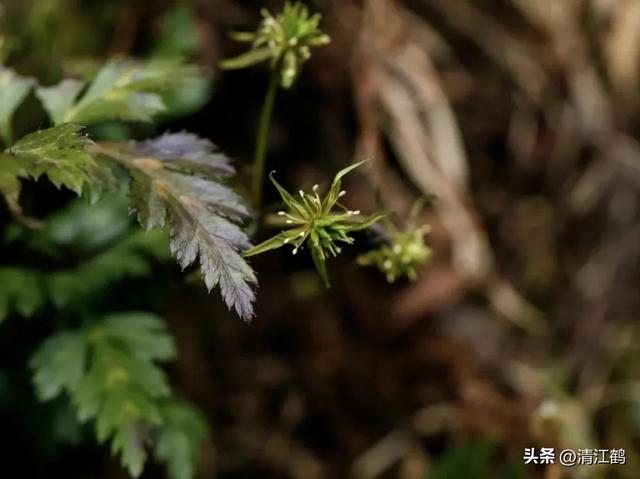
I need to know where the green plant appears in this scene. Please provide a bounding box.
[0,58,253,478]
[358,199,431,282]
[31,313,206,478]
[244,161,385,287]
[0,59,256,319]
[0,193,170,320]
[0,5,415,478]
[221,1,330,207]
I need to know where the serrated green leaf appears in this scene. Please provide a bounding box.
[61,59,197,125]
[0,268,44,322]
[30,331,87,401]
[10,233,167,315]
[111,421,149,478]
[96,386,162,442]
[8,123,99,195]
[35,79,85,126]
[98,313,176,362]
[1,196,170,319]
[155,401,207,479]
[105,133,257,320]
[46,245,152,309]
[44,191,131,252]
[14,277,44,316]
[31,312,182,477]
[75,340,170,410]
[0,66,35,145]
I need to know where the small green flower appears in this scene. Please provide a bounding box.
[243,161,386,287]
[357,200,431,283]
[220,1,330,88]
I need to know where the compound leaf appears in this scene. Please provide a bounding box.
[30,312,187,477]
[8,123,100,195]
[98,312,177,362]
[57,59,197,125]
[110,420,150,478]
[31,331,87,401]
[0,194,170,320]
[110,133,257,320]
[46,230,168,309]
[0,268,44,322]
[155,401,207,479]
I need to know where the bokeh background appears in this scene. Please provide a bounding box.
[1,0,640,477]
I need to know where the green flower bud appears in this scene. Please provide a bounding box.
[357,200,431,283]
[220,1,330,89]
[243,161,386,287]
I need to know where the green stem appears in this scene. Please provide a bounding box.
[252,68,279,209]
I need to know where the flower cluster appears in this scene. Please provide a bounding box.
[243,161,385,286]
[358,200,431,283]
[220,1,330,88]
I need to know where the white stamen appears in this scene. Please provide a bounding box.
[299,190,305,198]
[278,211,285,215]
[393,245,402,254]
[383,260,392,270]
[338,191,346,197]
[353,210,360,215]
[299,232,305,237]
[313,184,319,192]
[286,220,292,224]
[292,248,298,255]
[284,238,289,244]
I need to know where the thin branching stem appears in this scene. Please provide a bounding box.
[252,67,279,208]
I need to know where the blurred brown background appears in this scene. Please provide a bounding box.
[2,0,640,477]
